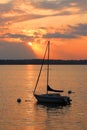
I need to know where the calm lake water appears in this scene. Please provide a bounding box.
[0,65,87,130]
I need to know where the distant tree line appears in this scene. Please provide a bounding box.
[0,59,87,65]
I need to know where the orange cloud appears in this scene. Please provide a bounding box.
[0,0,87,59]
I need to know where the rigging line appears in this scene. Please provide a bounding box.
[33,41,49,95]
[47,41,50,94]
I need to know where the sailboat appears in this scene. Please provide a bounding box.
[33,41,72,105]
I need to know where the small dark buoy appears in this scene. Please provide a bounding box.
[68,90,75,94]
[17,98,21,103]
[68,90,72,94]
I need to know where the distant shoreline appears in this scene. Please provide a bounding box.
[0,59,87,65]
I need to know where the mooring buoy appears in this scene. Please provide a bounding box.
[17,98,21,103]
[68,90,75,94]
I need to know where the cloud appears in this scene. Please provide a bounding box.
[0,1,87,40]
[0,0,87,27]
[1,23,87,41]
[43,23,87,39]
[2,23,87,40]
[69,24,87,36]
[0,33,33,39]
[43,31,77,39]
[0,0,51,26]
[0,41,35,59]
[30,0,87,14]
[0,1,12,12]
[0,0,87,32]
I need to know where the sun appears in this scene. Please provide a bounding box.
[28,42,32,46]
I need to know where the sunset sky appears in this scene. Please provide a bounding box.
[0,0,87,59]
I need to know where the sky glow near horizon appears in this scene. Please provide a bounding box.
[0,0,87,59]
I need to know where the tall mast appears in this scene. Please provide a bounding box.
[47,41,50,94]
[33,42,48,95]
